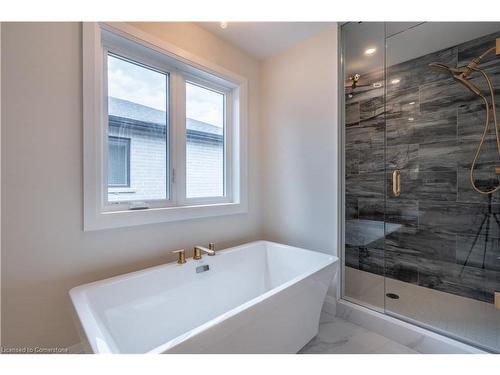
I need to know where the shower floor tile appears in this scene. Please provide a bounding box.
[344,267,500,352]
[299,311,419,354]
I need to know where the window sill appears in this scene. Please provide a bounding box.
[84,201,248,231]
[108,187,137,194]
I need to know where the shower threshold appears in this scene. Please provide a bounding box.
[341,267,498,353]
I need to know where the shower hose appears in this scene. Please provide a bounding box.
[470,66,500,195]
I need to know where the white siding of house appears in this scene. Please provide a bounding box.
[186,139,224,198]
[108,126,223,202]
[108,127,167,202]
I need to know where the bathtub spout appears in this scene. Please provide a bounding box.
[193,243,216,259]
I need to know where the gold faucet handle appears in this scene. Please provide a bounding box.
[193,246,202,260]
[208,242,216,255]
[172,249,186,264]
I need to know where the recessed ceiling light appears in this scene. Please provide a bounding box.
[220,22,228,29]
[408,117,414,121]
[373,82,382,88]
[364,48,376,55]
[409,101,415,105]
[391,78,401,84]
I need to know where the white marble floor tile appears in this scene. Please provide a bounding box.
[299,312,419,354]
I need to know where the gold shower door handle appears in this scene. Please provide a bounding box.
[392,169,401,197]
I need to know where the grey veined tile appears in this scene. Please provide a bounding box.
[419,200,500,237]
[360,96,384,122]
[345,102,360,127]
[385,228,456,263]
[385,199,419,232]
[345,194,359,220]
[457,165,500,204]
[387,144,419,171]
[457,137,500,169]
[456,234,500,272]
[417,257,500,304]
[358,198,384,222]
[387,46,457,94]
[386,109,457,146]
[457,99,499,141]
[358,143,385,173]
[345,121,384,148]
[417,170,457,202]
[386,86,419,120]
[412,109,457,144]
[419,140,459,172]
[420,77,474,113]
[345,146,359,175]
[346,172,385,200]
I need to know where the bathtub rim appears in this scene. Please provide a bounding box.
[69,240,338,354]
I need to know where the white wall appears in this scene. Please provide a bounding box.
[260,26,339,258]
[1,22,262,350]
[1,22,339,350]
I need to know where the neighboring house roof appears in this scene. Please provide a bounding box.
[109,97,223,137]
[109,96,166,125]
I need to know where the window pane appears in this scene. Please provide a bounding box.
[186,82,225,198]
[107,54,168,202]
[108,137,130,187]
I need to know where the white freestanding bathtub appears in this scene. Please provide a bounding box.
[69,240,338,354]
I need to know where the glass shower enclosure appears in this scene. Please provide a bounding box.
[341,22,500,353]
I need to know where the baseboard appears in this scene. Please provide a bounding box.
[336,299,486,354]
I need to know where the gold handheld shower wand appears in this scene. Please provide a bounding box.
[429,38,500,195]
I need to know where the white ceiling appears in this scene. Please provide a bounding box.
[197,22,336,60]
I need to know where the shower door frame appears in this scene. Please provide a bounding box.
[337,22,346,302]
[337,22,387,310]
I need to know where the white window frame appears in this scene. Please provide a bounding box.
[83,22,248,231]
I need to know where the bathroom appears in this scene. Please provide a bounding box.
[1,1,500,373]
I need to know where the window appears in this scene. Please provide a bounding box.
[107,53,168,202]
[186,81,225,198]
[108,136,130,188]
[83,23,247,230]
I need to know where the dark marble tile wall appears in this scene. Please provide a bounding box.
[345,30,500,304]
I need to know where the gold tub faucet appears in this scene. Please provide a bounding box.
[193,243,216,260]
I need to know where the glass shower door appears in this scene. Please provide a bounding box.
[383,22,500,352]
[342,21,500,353]
[342,22,386,312]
